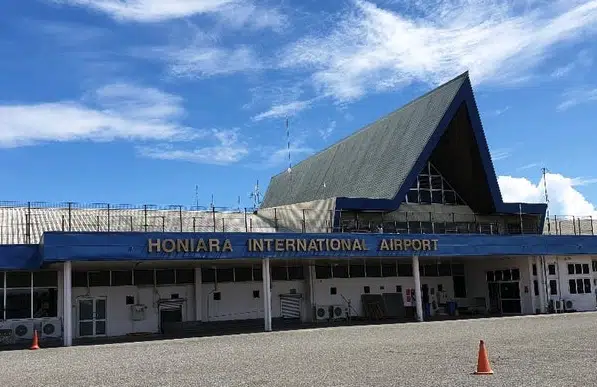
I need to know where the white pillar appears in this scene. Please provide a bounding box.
[536,256,547,314]
[262,258,272,331]
[194,267,202,321]
[412,255,423,322]
[528,256,536,314]
[63,261,73,347]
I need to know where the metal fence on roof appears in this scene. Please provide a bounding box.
[0,201,593,245]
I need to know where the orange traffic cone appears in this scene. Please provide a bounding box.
[30,330,40,350]
[473,340,493,375]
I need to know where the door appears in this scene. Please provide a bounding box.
[499,282,522,314]
[78,297,107,337]
[487,282,501,314]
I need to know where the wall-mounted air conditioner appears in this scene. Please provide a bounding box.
[40,318,62,339]
[315,305,330,320]
[11,320,35,341]
[330,305,345,320]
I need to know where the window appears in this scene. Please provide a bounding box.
[252,290,260,298]
[548,264,556,276]
[176,269,194,284]
[217,268,234,282]
[401,161,466,206]
[365,262,381,277]
[111,270,133,286]
[453,275,467,298]
[155,269,175,285]
[532,264,537,276]
[569,278,592,294]
[330,287,337,295]
[568,263,590,275]
[381,262,397,277]
[592,260,597,272]
[397,264,413,277]
[271,266,288,281]
[234,267,253,282]
[533,280,539,296]
[332,264,349,278]
[134,270,154,285]
[288,266,305,280]
[315,265,331,279]
[549,280,557,295]
[349,263,365,278]
[2,271,58,320]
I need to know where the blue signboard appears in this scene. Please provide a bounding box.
[39,231,597,263]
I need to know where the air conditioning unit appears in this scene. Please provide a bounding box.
[0,321,14,343]
[12,320,35,341]
[564,300,574,311]
[315,305,330,320]
[330,305,345,320]
[552,300,563,313]
[40,318,62,339]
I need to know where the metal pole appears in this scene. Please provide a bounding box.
[162,216,165,232]
[193,217,196,232]
[274,208,279,232]
[590,216,594,236]
[68,202,72,231]
[244,208,248,232]
[302,209,306,233]
[143,205,148,232]
[179,205,183,232]
[26,201,31,244]
[107,203,111,232]
[212,207,216,232]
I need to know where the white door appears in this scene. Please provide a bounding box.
[78,297,107,337]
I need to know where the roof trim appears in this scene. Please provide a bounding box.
[335,75,547,221]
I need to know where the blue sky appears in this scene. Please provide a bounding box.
[1,0,596,216]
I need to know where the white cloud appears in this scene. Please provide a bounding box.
[550,49,593,78]
[319,120,336,140]
[252,100,313,121]
[136,129,249,165]
[166,45,264,78]
[280,0,597,101]
[557,87,597,111]
[54,0,240,22]
[498,172,597,217]
[490,148,513,161]
[0,84,195,147]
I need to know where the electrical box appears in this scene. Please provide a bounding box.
[131,304,147,321]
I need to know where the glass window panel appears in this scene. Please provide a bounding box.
[271,266,288,281]
[0,289,3,320]
[567,264,574,275]
[575,264,582,274]
[111,270,133,286]
[419,190,431,204]
[418,176,430,189]
[584,278,591,293]
[234,267,253,282]
[424,264,438,277]
[288,266,304,280]
[6,289,31,319]
[155,269,175,285]
[582,264,590,274]
[332,264,349,278]
[88,271,111,287]
[431,191,443,204]
[217,268,234,282]
[430,176,443,190]
[381,262,397,277]
[315,265,331,279]
[33,288,58,318]
[96,299,107,319]
[252,266,262,281]
[201,268,215,283]
[175,269,194,284]
[569,279,577,294]
[406,190,419,203]
[134,269,155,286]
[438,263,452,276]
[73,271,88,287]
[79,322,93,336]
[443,190,456,205]
[511,268,520,281]
[33,271,58,287]
[95,321,106,335]
[397,264,413,277]
[420,222,433,234]
[6,271,31,288]
[349,263,365,278]
[365,262,381,277]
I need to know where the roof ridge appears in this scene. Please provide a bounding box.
[268,71,470,181]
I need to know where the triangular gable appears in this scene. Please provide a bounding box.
[336,74,547,218]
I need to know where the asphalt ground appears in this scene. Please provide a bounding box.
[2,312,597,387]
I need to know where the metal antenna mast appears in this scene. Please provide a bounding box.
[249,180,262,209]
[286,117,292,174]
[194,185,199,210]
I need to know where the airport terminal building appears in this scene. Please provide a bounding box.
[1,72,597,348]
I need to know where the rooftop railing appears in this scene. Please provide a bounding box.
[0,201,593,245]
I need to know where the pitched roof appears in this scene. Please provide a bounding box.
[261,72,469,208]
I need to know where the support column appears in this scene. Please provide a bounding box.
[528,256,536,314]
[536,256,547,314]
[194,267,202,321]
[63,261,73,347]
[262,258,272,331]
[412,255,423,322]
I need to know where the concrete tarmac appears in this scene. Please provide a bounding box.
[2,312,596,387]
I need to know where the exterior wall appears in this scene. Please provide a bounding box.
[312,276,455,316]
[200,280,306,322]
[258,199,336,233]
[464,256,534,314]
[536,255,597,312]
[71,284,195,337]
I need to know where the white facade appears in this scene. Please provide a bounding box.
[2,254,597,347]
